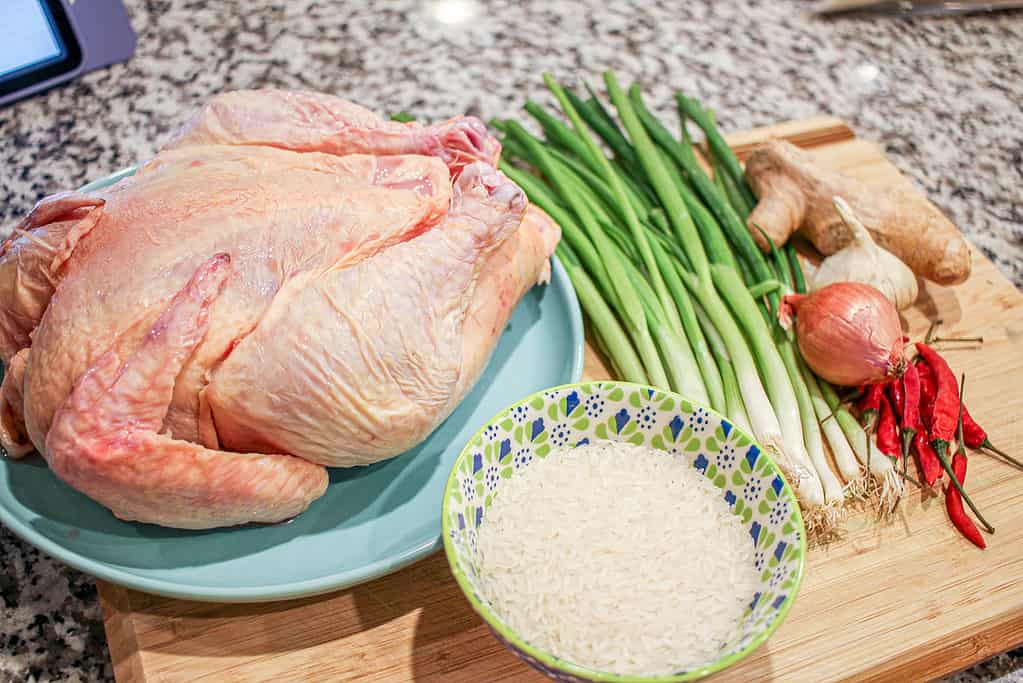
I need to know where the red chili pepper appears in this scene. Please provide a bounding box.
[893,363,922,477]
[915,343,958,447]
[946,452,986,549]
[857,383,885,432]
[904,366,920,429]
[916,358,936,430]
[887,378,905,420]
[902,364,921,434]
[914,429,943,486]
[914,346,955,487]
[916,361,997,533]
[877,396,900,458]
[885,380,907,467]
[962,407,986,449]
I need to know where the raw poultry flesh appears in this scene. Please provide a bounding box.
[0,90,559,529]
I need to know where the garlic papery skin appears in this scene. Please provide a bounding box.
[810,196,919,310]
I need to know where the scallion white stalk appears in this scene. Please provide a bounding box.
[820,380,904,512]
[711,265,823,506]
[779,338,844,505]
[800,359,862,489]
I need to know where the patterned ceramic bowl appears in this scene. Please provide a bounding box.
[441,381,806,682]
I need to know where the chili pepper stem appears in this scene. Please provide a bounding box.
[934,441,994,533]
[902,471,921,488]
[931,336,984,344]
[924,319,943,344]
[982,442,1023,470]
[957,376,966,455]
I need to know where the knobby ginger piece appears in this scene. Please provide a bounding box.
[745,139,971,285]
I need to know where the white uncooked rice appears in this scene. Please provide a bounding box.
[474,441,758,676]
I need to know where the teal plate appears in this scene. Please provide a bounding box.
[0,167,584,602]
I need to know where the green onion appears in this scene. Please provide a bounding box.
[820,380,904,510]
[646,229,726,412]
[761,235,844,504]
[779,336,843,504]
[502,74,861,520]
[552,147,650,222]
[557,244,646,384]
[603,82,800,486]
[606,78,786,461]
[504,117,669,388]
[693,301,751,433]
[800,358,863,488]
[712,154,754,218]
[523,100,594,165]
[600,213,726,413]
[606,73,710,283]
[595,217,709,404]
[788,245,807,295]
[676,93,758,209]
[543,75,686,349]
[563,86,644,179]
[503,123,630,224]
[711,264,823,505]
[748,279,783,299]
[784,240,863,493]
[623,264,709,405]
[655,147,738,271]
[629,87,769,287]
[615,206,786,445]
[584,82,622,132]
[508,120,652,224]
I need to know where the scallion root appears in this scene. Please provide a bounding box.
[875,467,905,518]
[841,472,870,500]
[804,501,844,542]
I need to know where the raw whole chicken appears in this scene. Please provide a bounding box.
[0,90,559,529]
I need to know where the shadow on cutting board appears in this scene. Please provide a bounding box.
[110,545,780,680]
[909,278,963,331]
[118,553,447,658]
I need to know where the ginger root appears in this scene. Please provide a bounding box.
[745,140,971,285]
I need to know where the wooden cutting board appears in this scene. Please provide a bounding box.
[97,117,1023,682]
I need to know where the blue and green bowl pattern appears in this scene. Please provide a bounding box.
[441,381,807,682]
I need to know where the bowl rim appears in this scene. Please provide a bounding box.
[441,379,807,682]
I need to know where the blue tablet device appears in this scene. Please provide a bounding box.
[0,0,136,107]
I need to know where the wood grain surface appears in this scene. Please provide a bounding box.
[97,119,1023,682]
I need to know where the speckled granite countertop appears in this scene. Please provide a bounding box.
[1,1,1021,681]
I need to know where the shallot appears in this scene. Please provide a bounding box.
[783,282,906,387]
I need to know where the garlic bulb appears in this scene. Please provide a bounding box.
[811,196,919,310]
